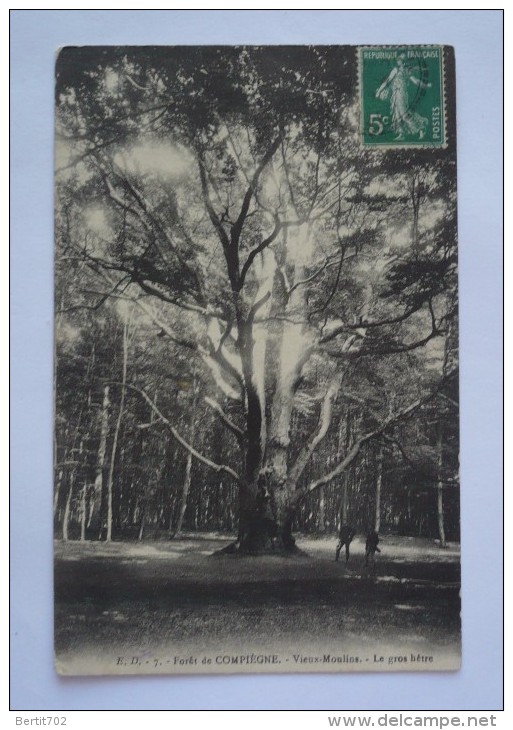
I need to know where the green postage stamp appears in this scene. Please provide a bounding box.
[359,46,446,147]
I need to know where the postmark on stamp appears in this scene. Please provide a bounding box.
[359,46,446,147]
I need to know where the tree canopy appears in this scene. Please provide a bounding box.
[55,46,459,551]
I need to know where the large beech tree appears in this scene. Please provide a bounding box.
[55,47,458,551]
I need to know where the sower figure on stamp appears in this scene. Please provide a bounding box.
[335,524,356,563]
[365,530,381,566]
[375,54,432,141]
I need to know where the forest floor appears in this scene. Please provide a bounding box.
[54,534,461,675]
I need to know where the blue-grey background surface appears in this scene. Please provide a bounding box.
[10,9,503,710]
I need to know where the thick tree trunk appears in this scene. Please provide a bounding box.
[235,438,296,554]
[246,223,313,553]
[227,225,314,554]
[236,311,266,523]
[236,495,296,553]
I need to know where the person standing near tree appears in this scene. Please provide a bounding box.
[335,524,356,563]
[365,530,381,566]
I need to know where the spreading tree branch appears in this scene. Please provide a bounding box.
[231,135,282,247]
[204,396,245,446]
[287,373,342,488]
[320,299,430,345]
[197,152,232,253]
[294,369,457,504]
[111,381,240,482]
[325,299,443,359]
[381,433,460,487]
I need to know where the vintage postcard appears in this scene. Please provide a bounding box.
[54,45,460,675]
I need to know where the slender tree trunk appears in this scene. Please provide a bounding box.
[54,468,64,519]
[437,422,447,547]
[138,505,146,541]
[79,485,87,541]
[340,410,351,527]
[62,472,75,542]
[436,335,451,548]
[341,478,349,525]
[53,321,63,527]
[89,385,110,533]
[105,321,129,542]
[411,174,421,252]
[176,452,193,535]
[171,374,198,538]
[86,497,95,532]
[318,487,325,532]
[375,445,383,533]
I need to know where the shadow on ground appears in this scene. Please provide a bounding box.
[54,534,460,665]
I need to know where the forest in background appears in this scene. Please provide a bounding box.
[54,46,459,550]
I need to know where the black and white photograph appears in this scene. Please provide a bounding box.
[53,45,461,676]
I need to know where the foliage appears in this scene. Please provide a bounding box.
[54,47,459,546]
